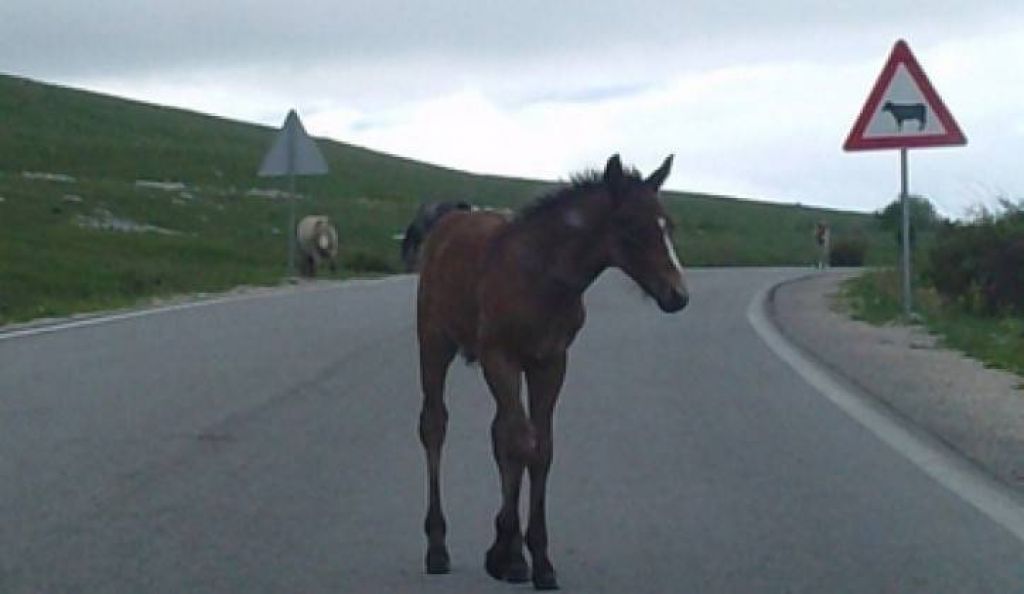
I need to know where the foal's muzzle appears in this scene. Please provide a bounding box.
[657,288,689,313]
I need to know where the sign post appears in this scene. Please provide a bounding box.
[900,148,911,312]
[844,39,966,316]
[258,110,329,276]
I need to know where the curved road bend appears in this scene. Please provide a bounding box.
[1,269,1022,593]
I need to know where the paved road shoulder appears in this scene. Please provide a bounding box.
[769,270,1024,494]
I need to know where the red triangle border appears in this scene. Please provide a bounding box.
[844,40,966,151]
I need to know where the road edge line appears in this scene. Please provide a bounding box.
[747,274,1024,545]
[0,275,413,342]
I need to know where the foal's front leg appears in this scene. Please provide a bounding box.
[482,350,533,583]
[525,354,566,590]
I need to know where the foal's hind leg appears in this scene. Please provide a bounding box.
[418,332,457,574]
[525,353,567,590]
[482,350,532,583]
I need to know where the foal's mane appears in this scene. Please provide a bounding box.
[515,166,644,223]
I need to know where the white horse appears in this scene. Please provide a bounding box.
[296,215,339,277]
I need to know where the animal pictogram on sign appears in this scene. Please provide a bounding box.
[882,101,926,131]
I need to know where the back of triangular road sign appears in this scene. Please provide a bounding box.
[844,40,966,151]
[258,110,329,176]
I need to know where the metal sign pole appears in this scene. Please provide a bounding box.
[286,123,297,277]
[900,148,912,316]
[287,172,296,277]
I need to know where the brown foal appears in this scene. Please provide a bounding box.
[415,154,689,590]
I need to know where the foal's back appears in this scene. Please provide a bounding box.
[417,210,510,358]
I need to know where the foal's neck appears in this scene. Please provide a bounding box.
[513,194,611,300]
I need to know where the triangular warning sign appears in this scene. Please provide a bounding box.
[258,110,329,177]
[844,40,966,151]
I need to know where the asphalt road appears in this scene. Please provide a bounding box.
[1,269,1022,593]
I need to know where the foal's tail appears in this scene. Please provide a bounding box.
[400,201,473,272]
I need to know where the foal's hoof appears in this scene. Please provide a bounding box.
[532,559,559,590]
[532,569,560,591]
[485,548,530,583]
[425,546,450,574]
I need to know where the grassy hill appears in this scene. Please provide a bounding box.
[0,74,889,325]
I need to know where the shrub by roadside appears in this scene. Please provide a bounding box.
[928,201,1024,316]
[841,269,1024,377]
[829,236,868,267]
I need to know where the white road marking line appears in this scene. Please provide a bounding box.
[0,275,412,342]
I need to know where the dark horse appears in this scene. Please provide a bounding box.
[401,200,473,272]
[416,154,688,590]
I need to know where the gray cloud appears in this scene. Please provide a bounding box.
[2,1,1022,213]
[2,1,1017,80]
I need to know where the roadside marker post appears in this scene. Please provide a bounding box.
[843,39,966,316]
[258,110,329,277]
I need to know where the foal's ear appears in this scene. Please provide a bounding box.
[645,154,674,190]
[603,154,624,188]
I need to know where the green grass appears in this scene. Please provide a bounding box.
[0,171,420,323]
[664,192,892,267]
[840,267,906,324]
[927,311,1024,377]
[1,73,892,325]
[840,269,1024,377]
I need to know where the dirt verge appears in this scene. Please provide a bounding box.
[770,270,1024,493]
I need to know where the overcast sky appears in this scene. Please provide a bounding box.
[2,1,1023,216]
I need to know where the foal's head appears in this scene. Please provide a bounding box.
[602,154,689,313]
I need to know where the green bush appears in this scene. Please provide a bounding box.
[829,237,868,267]
[928,202,1024,315]
[876,195,940,249]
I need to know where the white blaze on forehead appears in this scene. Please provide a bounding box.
[318,233,330,250]
[658,217,685,275]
